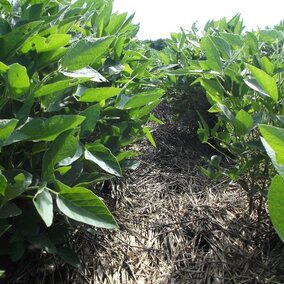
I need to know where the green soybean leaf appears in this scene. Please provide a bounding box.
[200,36,222,72]
[233,109,253,135]
[0,119,18,146]
[74,172,112,187]
[85,143,122,177]
[7,63,30,99]
[33,187,53,227]
[105,12,128,35]
[244,78,269,98]
[246,64,278,102]
[2,173,32,206]
[5,115,85,144]
[268,175,284,241]
[42,130,78,182]
[79,87,121,102]
[0,21,43,60]
[260,56,275,75]
[55,180,118,229]
[199,78,224,104]
[61,67,107,82]
[0,202,22,218]
[34,78,88,97]
[38,47,68,67]
[259,124,284,175]
[220,32,243,48]
[0,174,7,196]
[142,127,156,147]
[116,89,164,109]
[0,0,12,13]
[80,104,101,137]
[61,36,114,71]
[57,246,81,268]
[21,34,71,53]
[0,61,8,73]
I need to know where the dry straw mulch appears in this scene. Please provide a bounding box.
[6,105,284,284]
[71,108,284,284]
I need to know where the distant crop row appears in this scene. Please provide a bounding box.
[154,15,284,241]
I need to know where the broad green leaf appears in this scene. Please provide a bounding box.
[7,63,30,98]
[21,34,71,53]
[268,175,284,241]
[61,36,114,71]
[210,36,231,59]
[58,145,83,167]
[244,78,270,98]
[259,124,284,175]
[0,202,22,218]
[75,172,112,187]
[199,78,224,104]
[0,174,7,196]
[130,100,160,120]
[142,127,156,147]
[5,115,85,144]
[61,67,107,83]
[116,89,164,109]
[85,143,122,177]
[80,104,101,137]
[261,56,274,75]
[38,47,67,67]
[79,87,121,102]
[0,0,12,13]
[0,119,18,146]
[42,130,78,181]
[55,181,118,229]
[33,187,53,227]
[200,36,222,72]
[218,104,235,121]
[57,247,81,268]
[220,32,243,48]
[34,78,88,97]
[0,21,43,60]
[246,64,278,102]
[0,61,8,73]
[233,109,253,136]
[105,12,128,35]
[244,32,258,53]
[1,173,32,206]
[197,111,210,143]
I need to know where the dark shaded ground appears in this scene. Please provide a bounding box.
[4,103,284,284]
